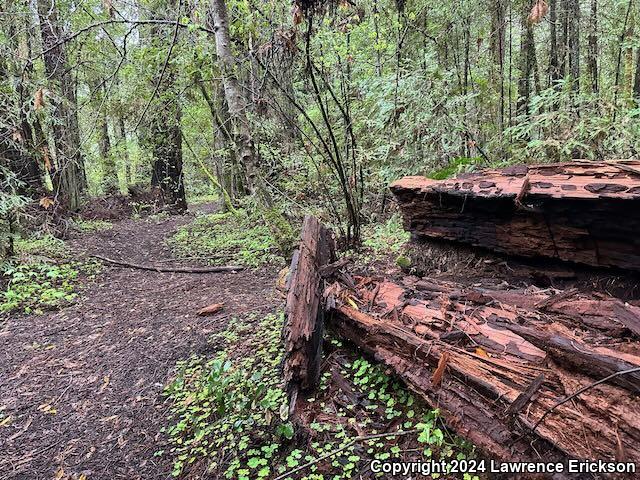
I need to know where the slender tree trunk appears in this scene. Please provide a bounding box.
[36,0,86,211]
[586,0,598,92]
[549,0,561,85]
[567,0,580,91]
[517,0,535,114]
[490,0,506,130]
[114,114,132,185]
[209,0,257,195]
[624,14,635,98]
[90,81,117,194]
[634,48,640,101]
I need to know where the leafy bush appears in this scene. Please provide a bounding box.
[168,210,285,267]
[361,214,410,255]
[1,235,100,315]
[1,262,79,314]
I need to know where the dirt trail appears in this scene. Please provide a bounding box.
[0,209,278,479]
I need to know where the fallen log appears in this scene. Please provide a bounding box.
[325,275,640,464]
[283,215,336,415]
[390,161,640,271]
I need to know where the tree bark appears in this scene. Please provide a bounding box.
[209,0,258,195]
[517,1,535,114]
[586,0,598,92]
[36,0,86,211]
[567,0,580,90]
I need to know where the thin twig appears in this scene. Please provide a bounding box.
[531,367,640,432]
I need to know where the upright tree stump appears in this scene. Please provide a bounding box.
[283,215,336,415]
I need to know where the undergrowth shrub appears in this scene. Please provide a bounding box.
[1,234,100,315]
[161,312,478,480]
[168,210,287,267]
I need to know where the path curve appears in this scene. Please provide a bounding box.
[0,210,278,479]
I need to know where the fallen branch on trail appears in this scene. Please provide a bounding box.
[91,254,244,273]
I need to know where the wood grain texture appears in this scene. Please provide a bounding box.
[390,161,640,270]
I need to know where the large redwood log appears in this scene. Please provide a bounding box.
[325,275,640,464]
[283,215,336,414]
[390,161,640,271]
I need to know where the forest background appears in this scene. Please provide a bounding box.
[2,0,640,252]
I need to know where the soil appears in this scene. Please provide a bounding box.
[0,205,279,480]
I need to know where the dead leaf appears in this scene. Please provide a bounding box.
[42,145,52,171]
[37,403,57,415]
[528,0,548,24]
[54,467,65,480]
[0,415,12,427]
[475,347,489,357]
[34,88,45,110]
[11,129,23,143]
[197,303,224,316]
[39,196,54,210]
[99,375,110,393]
[431,351,450,387]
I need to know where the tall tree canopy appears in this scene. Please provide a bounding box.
[2,0,640,242]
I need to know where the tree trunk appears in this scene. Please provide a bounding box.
[567,0,580,91]
[209,0,257,195]
[148,71,187,213]
[517,1,535,114]
[36,0,86,211]
[490,0,506,129]
[90,81,117,194]
[586,0,598,92]
[548,0,561,85]
[634,47,640,101]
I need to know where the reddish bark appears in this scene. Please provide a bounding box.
[390,161,640,270]
[283,215,336,413]
[326,275,640,463]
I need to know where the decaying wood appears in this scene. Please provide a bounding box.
[390,161,640,271]
[283,215,336,414]
[91,255,244,273]
[197,302,224,316]
[325,275,640,463]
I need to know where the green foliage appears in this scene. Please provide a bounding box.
[1,257,100,315]
[14,234,69,260]
[168,210,285,267]
[1,234,100,315]
[1,262,79,314]
[362,214,409,254]
[161,312,293,478]
[501,84,640,163]
[428,157,482,180]
[69,219,114,233]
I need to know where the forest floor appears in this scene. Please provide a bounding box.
[0,205,279,479]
